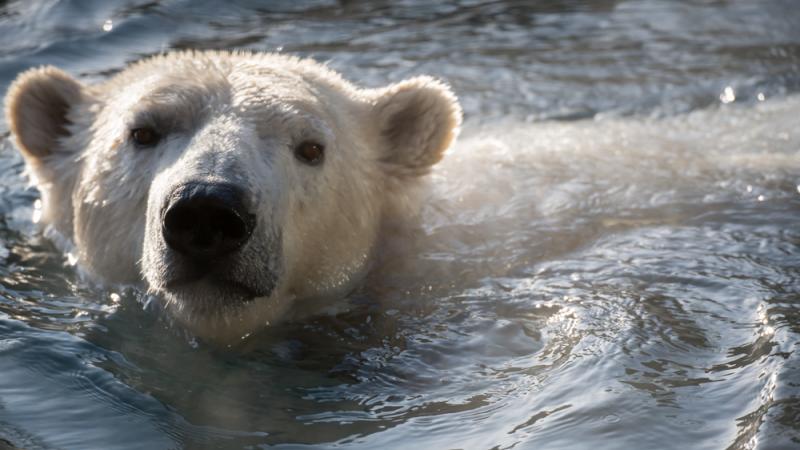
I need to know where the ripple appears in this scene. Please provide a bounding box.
[0,1,799,449]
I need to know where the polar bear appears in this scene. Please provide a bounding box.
[5,50,461,343]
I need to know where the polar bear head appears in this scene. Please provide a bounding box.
[5,51,461,342]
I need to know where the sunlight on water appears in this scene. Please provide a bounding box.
[0,1,798,449]
[720,86,736,104]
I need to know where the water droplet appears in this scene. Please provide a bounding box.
[109,293,121,303]
[102,20,113,32]
[719,86,736,104]
[796,185,800,194]
[143,295,163,312]
[757,195,765,202]
[757,92,765,101]
[746,185,753,193]
[32,199,42,223]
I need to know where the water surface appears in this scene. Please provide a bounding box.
[0,1,799,449]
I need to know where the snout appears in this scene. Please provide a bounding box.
[162,182,255,262]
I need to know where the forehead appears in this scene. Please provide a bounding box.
[103,53,333,122]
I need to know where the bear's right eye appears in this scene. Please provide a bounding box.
[131,127,160,147]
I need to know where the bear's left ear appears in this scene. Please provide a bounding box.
[372,76,462,176]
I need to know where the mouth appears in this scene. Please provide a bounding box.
[164,276,267,302]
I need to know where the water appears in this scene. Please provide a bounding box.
[0,1,799,449]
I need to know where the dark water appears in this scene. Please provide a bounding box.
[1,1,799,449]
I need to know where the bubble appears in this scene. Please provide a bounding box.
[102,20,113,32]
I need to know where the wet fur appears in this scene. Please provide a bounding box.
[5,50,461,342]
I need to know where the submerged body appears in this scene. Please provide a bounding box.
[4,51,461,342]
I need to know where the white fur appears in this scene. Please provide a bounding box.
[4,50,462,343]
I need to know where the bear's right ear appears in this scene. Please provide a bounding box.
[5,66,87,163]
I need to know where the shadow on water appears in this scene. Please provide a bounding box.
[0,0,799,449]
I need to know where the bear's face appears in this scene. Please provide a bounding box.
[5,51,461,342]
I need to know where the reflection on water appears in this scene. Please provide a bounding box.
[0,1,799,449]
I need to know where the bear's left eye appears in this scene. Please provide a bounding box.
[294,141,324,166]
[131,127,160,147]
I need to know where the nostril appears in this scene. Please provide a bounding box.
[212,209,248,241]
[164,206,194,235]
[161,183,254,260]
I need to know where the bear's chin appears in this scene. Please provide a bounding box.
[157,280,297,343]
[160,278,267,313]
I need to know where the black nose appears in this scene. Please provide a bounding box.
[162,183,255,261]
